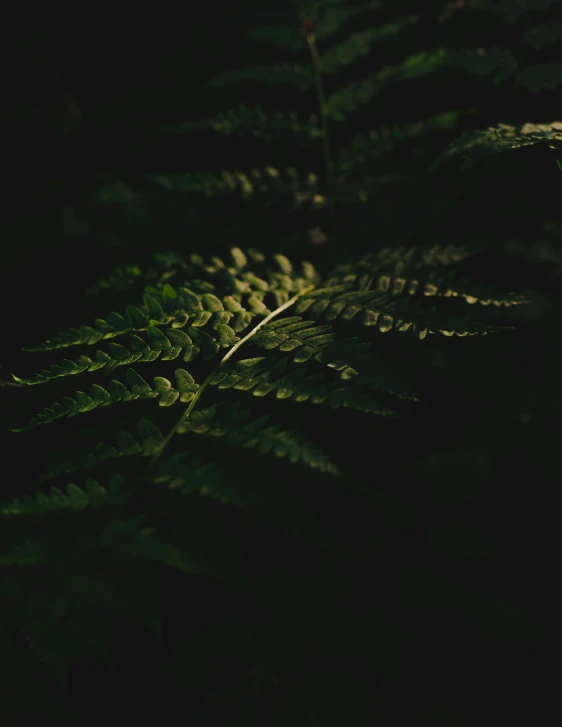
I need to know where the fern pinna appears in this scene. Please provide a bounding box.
[1,243,526,713]
[125,0,561,271]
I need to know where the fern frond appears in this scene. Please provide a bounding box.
[294,287,511,338]
[0,477,121,516]
[37,420,164,484]
[315,337,420,401]
[209,355,398,416]
[412,269,528,307]
[326,49,448,121]
[4,513,188,694]
[251,316,337,362]
[22,283,196,351]
[22,287,258,353]
[85,263,146,297]
[335,110,471,173]
[85,251,186,297]
[367,243,476,272]
[105,507,250,590]
[177,401,339,475]
[14,323,241,385]
[20,250,319,354]
[327,263,527,308]
[431,120,562,170]
[152,452,248,508]
[42,393,339,481]
[325,245,476,288]
[245,316,420,399]
[319,16,419,75]
[156,246,319,295]
[302,0,381,41]
[10,368,199,432]
[326,45,523,122]
[146,167,326,209]
[248,0,378,51]
[100,516,193,574]
[156,105,322,143]
[0,539,44,565]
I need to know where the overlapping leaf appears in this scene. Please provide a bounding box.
[432,121,562,170]
[209,355,398,416]
[146,167,326,210]
[0,476,124,516]
[11,368,199,432]
[177,401,339,474]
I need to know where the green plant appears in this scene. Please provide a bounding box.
[2,239,531,719]
[123,0,561,263]
[3,1,561,723]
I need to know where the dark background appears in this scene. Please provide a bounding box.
[1,1,562,724]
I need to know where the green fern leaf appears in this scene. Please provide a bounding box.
[100,516,193,574]
[325,245,476,287]
[248,1,377,51]
[36,421,168,485]
[146,167,326,210]
[303,0,380,40]
[295,287,511,338]
[210,355,398,416]
[320,16,419,75]
[336,110,471,173]
[251,316,337,362]
[10,368,199,432]
[14,322,242,386]
[155,105,322,143]
[431,120,562,170]
[176,401,339,475]
[153,452,249,508]
[0,480,113,516]
[316,338,420,401]
[326,49,448,121]
[21,281,254,353]
[327,261,527,308]
[85,264,146,297]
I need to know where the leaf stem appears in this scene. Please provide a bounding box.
[150,284,316,466]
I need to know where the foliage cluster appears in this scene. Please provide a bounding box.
[2,1,562,723]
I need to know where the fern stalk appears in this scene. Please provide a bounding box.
[149,284,316,466]
[307,31,337,261]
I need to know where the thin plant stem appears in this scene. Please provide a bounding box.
[307,31,337,262]
[150,284,316,467]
